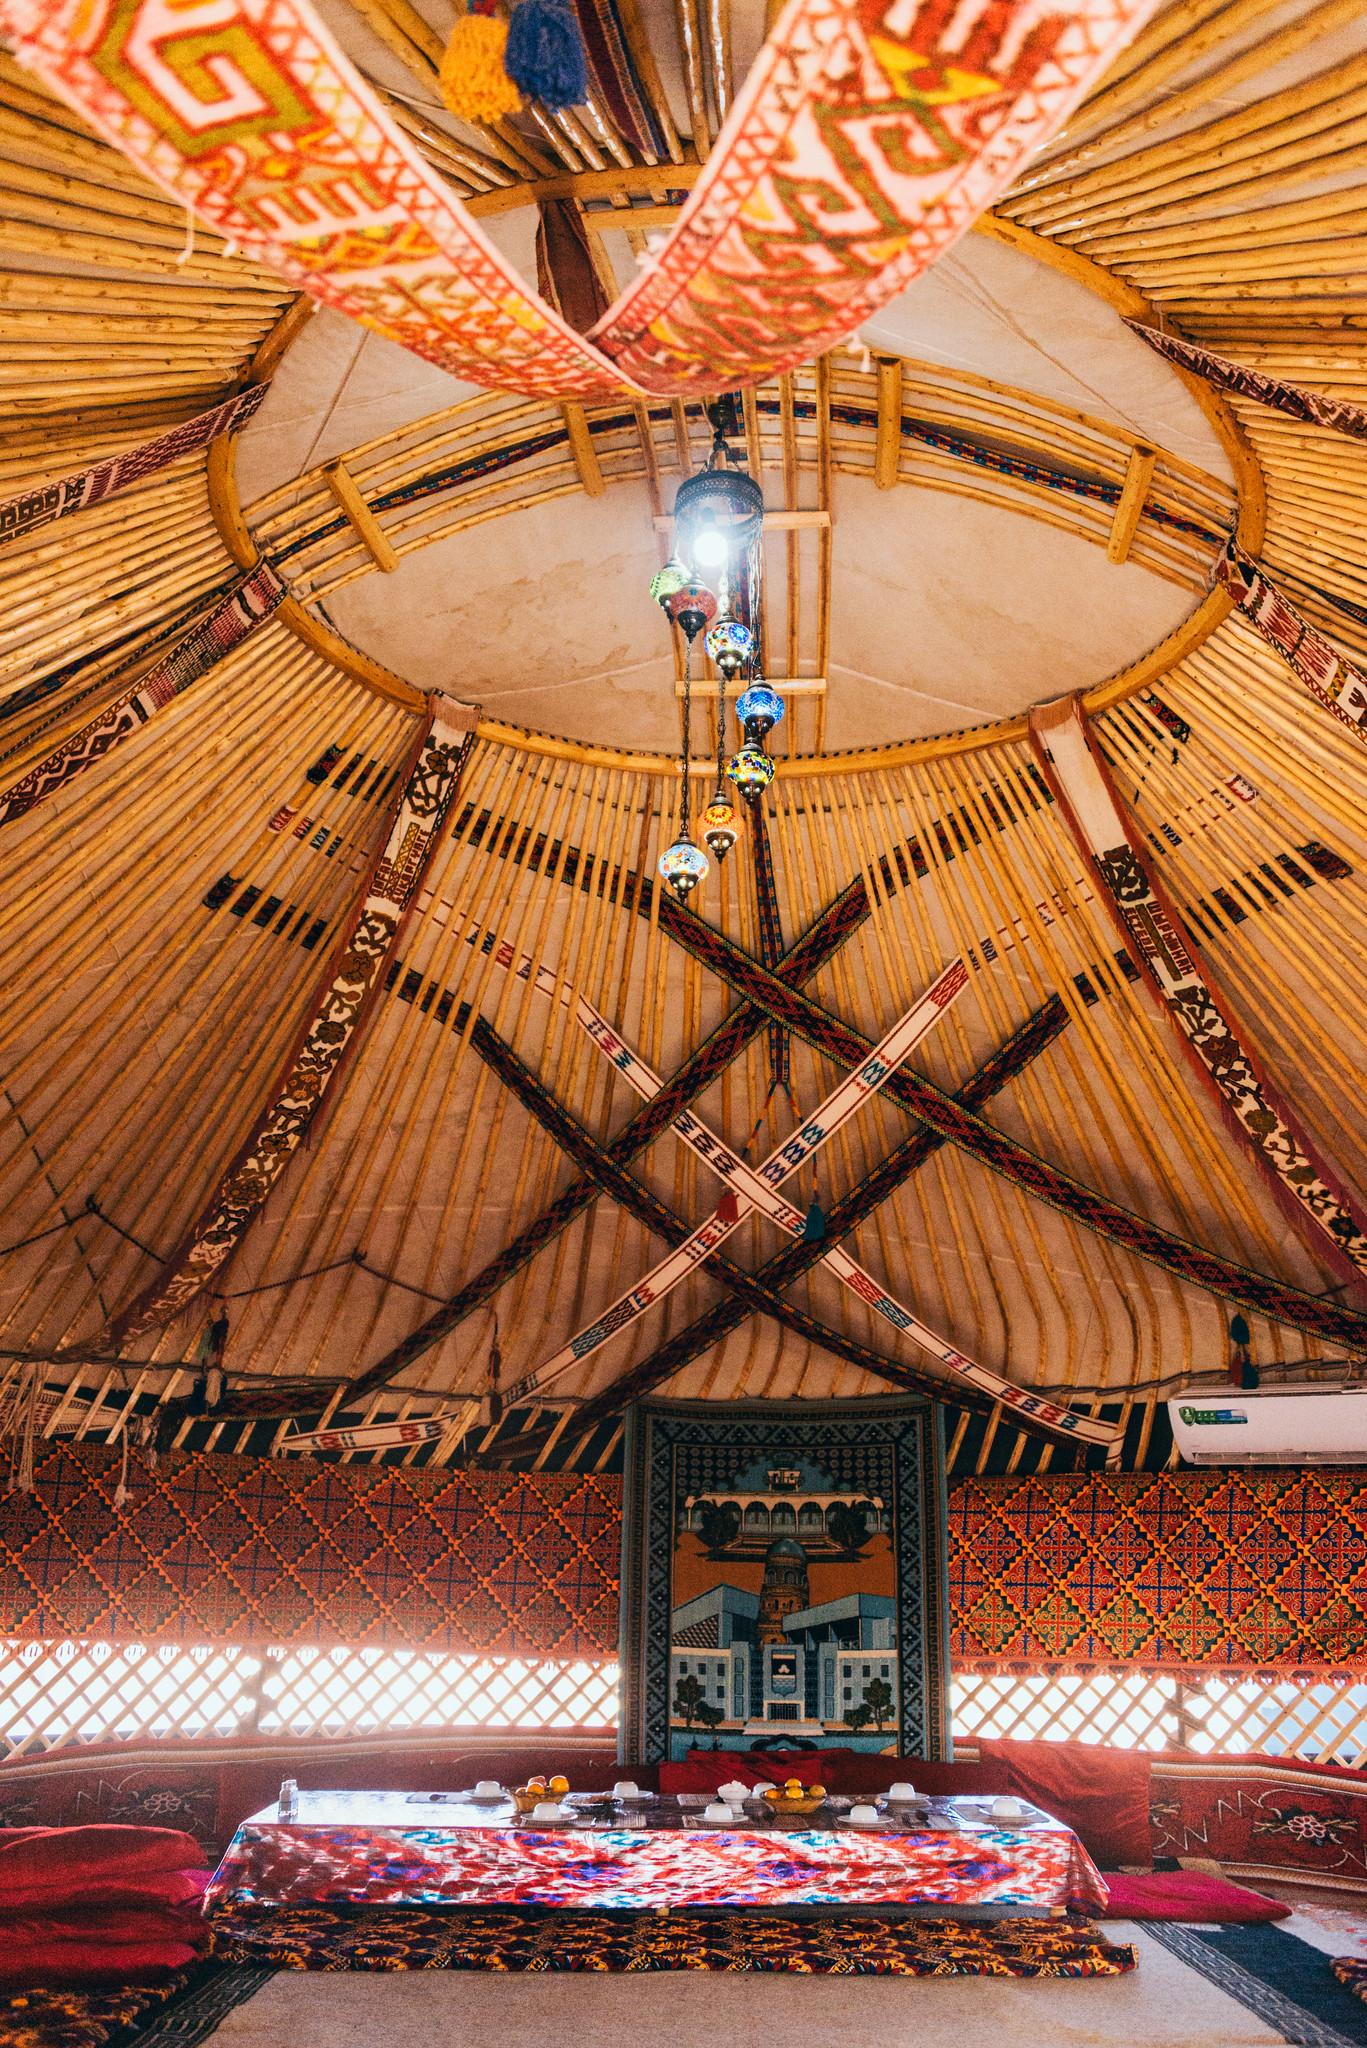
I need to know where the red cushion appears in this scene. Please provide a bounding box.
[1100,1869,1289,1923]
[976,1741,1153,1870]
[661,1750,862,1793]
[0,1828,206,1909]
[0,1931,203,1988]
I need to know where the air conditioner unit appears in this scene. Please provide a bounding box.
[1168,1384,1367,1466]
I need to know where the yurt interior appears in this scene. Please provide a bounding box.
[2,0,1367,2038]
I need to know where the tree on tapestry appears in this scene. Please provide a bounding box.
[673,1675,708,1730]
[826,1500,874,1558]
[695,1499,743,1557]
[863,1678,895,1734]
[845,1701,873,1734]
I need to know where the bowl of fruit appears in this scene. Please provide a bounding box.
[511,1773,571,1815]
[762,1777,827,1817]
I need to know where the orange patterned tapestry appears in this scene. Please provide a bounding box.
[950,1469,1367,1675]
[0,0,1156,401]
[0,1445,620,1655]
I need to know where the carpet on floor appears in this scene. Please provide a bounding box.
[210,1905,1138,1976]
[1148,1922,1367,2045]
[1333,1957,1367,2005]
[0,1960,270,2048]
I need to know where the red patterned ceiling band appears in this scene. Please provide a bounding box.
[1029,693,1367,1291]
[0,0,1157,402]
[0,384,268,549]
[1217,547,1367,752]
[1126,322,1367,443]
[98,700,479,1343]
[0,564,285,830]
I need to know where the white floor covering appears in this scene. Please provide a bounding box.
[203,1924,1292,2048]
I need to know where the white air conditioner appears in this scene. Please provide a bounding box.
[1168,1384,1367,1465]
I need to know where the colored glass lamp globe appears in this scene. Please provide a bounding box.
[649,556,690,613]
[736,682,785,743]
[727,745,775,799]
[704,613,753,682]
[658,833,709,901]
[663,580,717,642]
[701,788,739,861]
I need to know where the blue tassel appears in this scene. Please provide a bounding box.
[504,0,587,108]
[802,1199,827,1243]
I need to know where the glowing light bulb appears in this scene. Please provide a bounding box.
[692,524,728,569]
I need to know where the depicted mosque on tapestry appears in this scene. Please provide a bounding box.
[669,1453,899,1757]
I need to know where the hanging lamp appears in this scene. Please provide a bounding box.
[658,578,712,903]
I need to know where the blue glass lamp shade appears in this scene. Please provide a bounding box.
[704,613,753,681]
[701,788,739,861]
[658,834,709,900]
[726,745,775,798]
[735,682,785,742]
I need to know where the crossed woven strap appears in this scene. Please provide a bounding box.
[470,997,1112,1446]
[644,881,1367,1352]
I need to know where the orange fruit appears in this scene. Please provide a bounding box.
[809,1784,826,1799]
[548,1775,570,1795]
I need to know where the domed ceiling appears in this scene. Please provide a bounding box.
[0,0,1364,1475]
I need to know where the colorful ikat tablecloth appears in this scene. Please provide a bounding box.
[204,1793,1107,1916]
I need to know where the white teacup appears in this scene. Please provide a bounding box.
[531,1800,566,1821]
[886,1781,918,1802]
[612,1780,640,1799]
[848,1802,881,1825]
[751,1780,775,1796]
[717,1780,749,1804]
[473,1779,503,1797]
[991,1795,1025,1821]
[703,1801,735,1823]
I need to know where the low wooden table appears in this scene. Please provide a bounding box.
[205,1789,1109,1918]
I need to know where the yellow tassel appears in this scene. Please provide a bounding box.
[439,11,522,123]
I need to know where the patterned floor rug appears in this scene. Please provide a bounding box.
[1147,1923,1367,2045]
[209,1905,1137,1976]
[0,1962,271,2048]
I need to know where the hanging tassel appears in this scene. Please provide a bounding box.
[487,1311,503,1426]
[439,0,522,123]
[802,1196,827,1243]
[504,0,587,109]
[113,1427,130,1507]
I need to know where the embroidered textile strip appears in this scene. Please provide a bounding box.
[1029,692,1367,1288]
[0,385,268,548]
[750,804,789,1089]
[452,912,1109,1438]
[101,703,477,1344]
[0,0,1156,401]
[1217,545,1367,749]
[468,1014,1001,1423]
[474,1000,1114,1446]
[332,794,1367,1412]
[1127,321,1367,443]
[641,877,1367,1351]
[518,956,972,1396]
[315,879,872,1415]
[0,562,285,829]
[570,994,1089,1435]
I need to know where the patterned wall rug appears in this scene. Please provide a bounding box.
[619,1397,949,1763]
